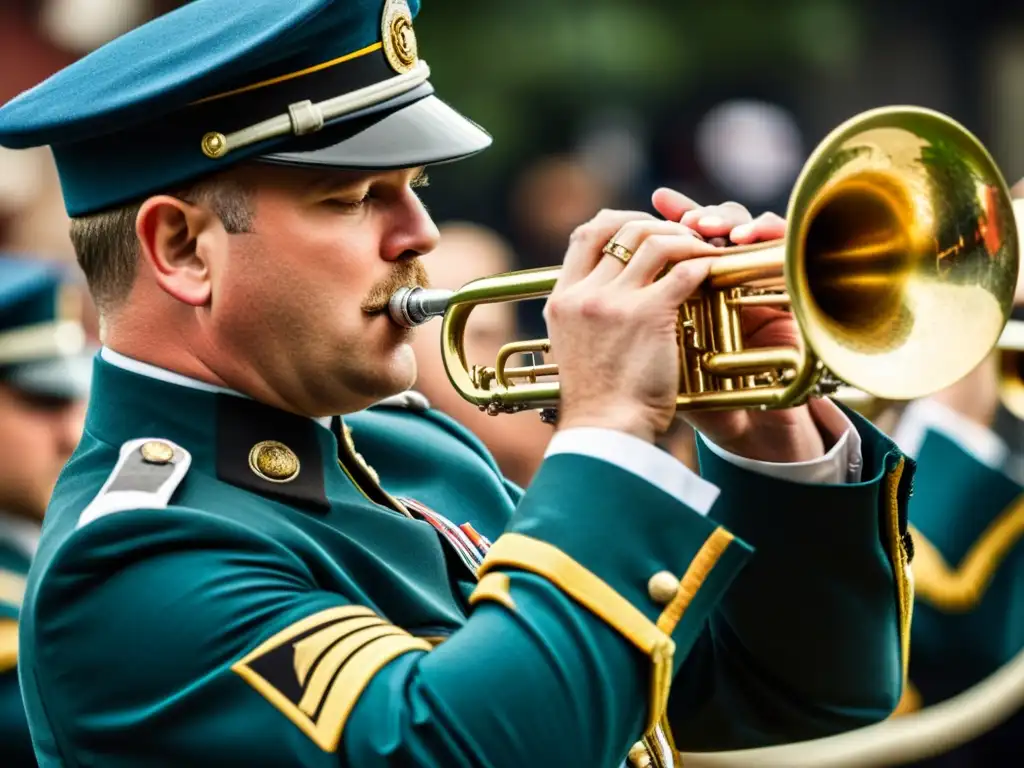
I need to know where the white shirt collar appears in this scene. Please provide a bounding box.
[100,347,334,430]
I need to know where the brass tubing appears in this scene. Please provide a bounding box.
[495,339,552,387]
[440,267,561,409]
[681,300,705,394]
[702,347,804,377]
[710,291,738,390]
[500,364,560,384]
[727,294,792,307]
[707,244,785,289]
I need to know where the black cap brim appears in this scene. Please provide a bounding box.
[258,85,492,171]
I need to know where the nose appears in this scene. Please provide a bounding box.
[382,190,440,263]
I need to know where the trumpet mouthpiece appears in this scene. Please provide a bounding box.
[388,287,453,328]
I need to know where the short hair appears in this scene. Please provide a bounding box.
[68,174,253,313]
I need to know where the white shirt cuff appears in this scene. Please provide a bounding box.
[545,428,720,515]
[892,398,1008,469]
[697,397,863,484]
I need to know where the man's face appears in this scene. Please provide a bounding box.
[207,164,439,416]
[0,384,85,519]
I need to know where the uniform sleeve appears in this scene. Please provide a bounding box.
[665,408,912,750]
[31,456,752,768]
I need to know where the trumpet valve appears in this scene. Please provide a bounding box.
[471,365,496,391]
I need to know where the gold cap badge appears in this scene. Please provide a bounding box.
[249,441,301,483]
[382,0,418,74]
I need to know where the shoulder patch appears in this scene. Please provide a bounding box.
[77,438,191,529]
[372,390,430,412]
[232,605,431,752]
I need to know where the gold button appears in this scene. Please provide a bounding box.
[627,742,653,768]
[648,571,680,605]
[201,131,227,159]
[140,441,174,465]
[249,441,300,483]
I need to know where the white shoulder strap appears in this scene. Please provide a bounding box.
[77,438,191,529]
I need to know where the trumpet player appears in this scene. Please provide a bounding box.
[0,1,919,765]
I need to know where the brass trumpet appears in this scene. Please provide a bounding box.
[391,106,1020,422]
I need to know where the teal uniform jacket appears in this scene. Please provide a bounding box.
[0,529,35,766]
[901,426,1024,765]
[18,356,913,767]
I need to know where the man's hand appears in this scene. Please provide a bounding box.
[652,188,827,463]
[546,209,719,444]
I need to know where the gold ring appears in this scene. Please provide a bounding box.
[602,241,634,265]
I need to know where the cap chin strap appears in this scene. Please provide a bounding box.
[200,60,432,160]
[678,644,1024,767]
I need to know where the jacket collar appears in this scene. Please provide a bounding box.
[87,351,340,512]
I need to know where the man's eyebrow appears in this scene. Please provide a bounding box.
[410,168,429,187]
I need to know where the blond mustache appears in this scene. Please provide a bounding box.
[362,261,431,313]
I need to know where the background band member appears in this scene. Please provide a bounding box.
[0,256,89,767]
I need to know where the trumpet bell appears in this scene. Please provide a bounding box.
[788,107,1019,401]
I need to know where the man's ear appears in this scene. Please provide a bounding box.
[136,196,217,307]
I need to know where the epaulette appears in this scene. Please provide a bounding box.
[372,391,431,412]
[77,438,191,529]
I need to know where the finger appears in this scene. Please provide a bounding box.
[617,233,719,288]
[588,219,700,284]
[730,211,786,244]
[652,188,701,222]
[681,202,752,239]
[559,210,656,287]
[646,256,715,305]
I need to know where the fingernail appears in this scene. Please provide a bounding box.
[731,223,753,239]
[699,216,724,228]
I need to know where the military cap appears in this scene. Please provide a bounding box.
[0,0,491,217]
[0,256,91,400]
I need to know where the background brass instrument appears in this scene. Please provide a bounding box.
[678,643,1024,767]
[389,106,1020,768]
[392,105,1020,424]
[835,316,1024,422]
